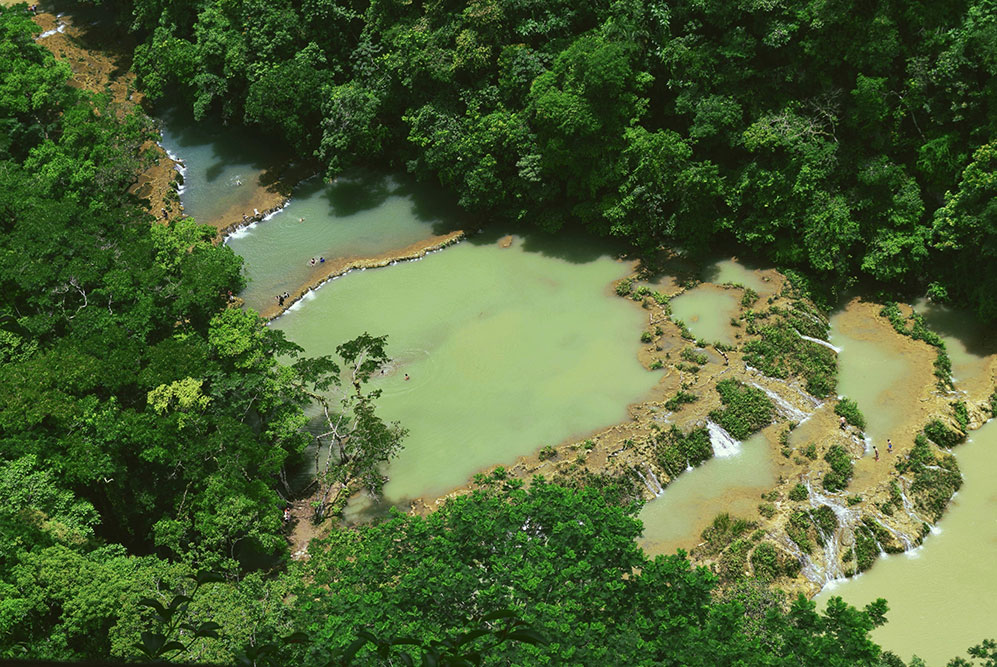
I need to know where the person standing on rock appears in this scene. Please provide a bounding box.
[887,438,893,453]
[839,416,847,430]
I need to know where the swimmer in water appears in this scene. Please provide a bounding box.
[404,374,410,381]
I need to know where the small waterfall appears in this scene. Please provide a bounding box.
[897,481,931,529]
[779,534,822,585]
[36,16,67,40]
[636,466,665,497]
[796,331,842,353]
[706,420,741,458]
[785,381,823,408]
[803,482,859,585]
[161,146,188,195]
[749,382,812,423]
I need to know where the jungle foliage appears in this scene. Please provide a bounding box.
[106,0,997,320]
[1,2,992,664]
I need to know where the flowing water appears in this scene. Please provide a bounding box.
[638,432,777,556]
[225,173,461,312]
[829,309,912,446]
[157,108,288,226]
[669,286,740,345]
[817,418,997,665]
[275,233,659,505]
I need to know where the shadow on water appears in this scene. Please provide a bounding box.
[395,176,468,234]
[916,301,997,359]
[465,224,623,265]
[342,494,414,526]
[636,251,701,286]
[154,105,290,174]
[699,254,770,284]
[321,170,394,216]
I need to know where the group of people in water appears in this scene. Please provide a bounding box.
[309,257,325,265]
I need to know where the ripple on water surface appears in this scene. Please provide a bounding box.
[275,235,659,506]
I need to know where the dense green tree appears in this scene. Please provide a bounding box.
[291,473,890,665]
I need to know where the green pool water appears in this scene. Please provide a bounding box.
[638,432,777,556]
[157,108,288,225]
[275,233,659,505]
[669,286,740,345]
[226,173,461,312]
[829,311,911,446]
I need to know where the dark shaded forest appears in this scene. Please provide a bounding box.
[116,0,997,319]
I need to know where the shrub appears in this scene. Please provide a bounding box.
[786,512,813,553]
[681,347,708,365]
[952,401,969,431]
[664,390,698,411]
[538,445,557,461]
[741,288,759,308]
[834,397,866,429]
[750,542,781,582]
[902,434,964,521]
[655,425,713,477]
[742,320,836,398]
[758,503,776,519]
[803,443,818,460]
[823,445,854,492]
[810,505,837,537]
[710,379,774,439]
[640,330,654,343]
[717,538,752,583]
[788,483,808,501]
[854,527,879,573]
[649,359,664,370]
[923,419,964,448]
[615,277,634,297]
[696,513,756,557]
[672,319,695,340]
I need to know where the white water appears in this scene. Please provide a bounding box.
[798,332,842,353]
[706,420,741,457]
[749,381,813,423]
